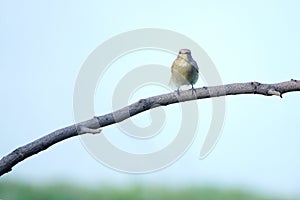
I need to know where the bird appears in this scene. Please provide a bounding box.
[169,49,199,95]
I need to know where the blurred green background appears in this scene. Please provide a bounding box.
[0,181,295,200]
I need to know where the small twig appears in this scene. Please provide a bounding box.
[0,80,300,177]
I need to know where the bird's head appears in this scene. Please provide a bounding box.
[179,49,191,55]
[178,49,192,60]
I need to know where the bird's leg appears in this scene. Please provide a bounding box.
[177,88,180,95]
[191,84,196,95]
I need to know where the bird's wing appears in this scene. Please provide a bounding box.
[190,59,199,73]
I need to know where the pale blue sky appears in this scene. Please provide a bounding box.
[1,0,300,197]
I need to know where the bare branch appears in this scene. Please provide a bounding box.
[1,80,300,176]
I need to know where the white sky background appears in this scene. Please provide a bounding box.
[1,0,300,197]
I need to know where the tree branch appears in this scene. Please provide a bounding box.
[1,79,300,177]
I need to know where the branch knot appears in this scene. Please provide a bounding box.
[267,88,282,98]
[251,81,261,94]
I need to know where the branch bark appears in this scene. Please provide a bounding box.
[1,79,300,177]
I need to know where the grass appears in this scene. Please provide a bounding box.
[0,181,296,200]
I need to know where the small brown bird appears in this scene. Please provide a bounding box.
[169,49,199,95]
